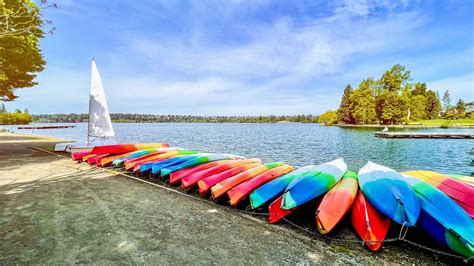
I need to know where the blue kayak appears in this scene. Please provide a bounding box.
[358,161,420,226]
[139,156,194,174]
[405,176,474,258]
[249,165,317,209]
[281,158,347,209]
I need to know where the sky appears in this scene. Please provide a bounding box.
[7,0,474,115]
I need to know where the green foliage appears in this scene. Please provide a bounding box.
[380,64,411,92]
[334,64,445,125]
[0,112,32,124]
[318,110,338,126]
[350,78,376,124]
[337,84,354,124]
[424,90,441,119]
[32,113,319,123]
[455,99,466,117]
[408,94,427,120]
[0,0,46,101]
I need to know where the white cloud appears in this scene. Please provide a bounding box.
[428,73,474,102]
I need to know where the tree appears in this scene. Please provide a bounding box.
[350,78,377,124]
[380,64,411,93]
[0,0,55,101]
[408,94,426,120]
[23,108,29,114]
[337,84,354,124]
[0,102,5,113]
[318,110,338,126]
[376,90,406,124]
[424,90,441,119]
[442,90,451,112]
[455,99,466,118]
[412,82,427,96]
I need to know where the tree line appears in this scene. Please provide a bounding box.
[319,64,469,125]
[32,113,320,123]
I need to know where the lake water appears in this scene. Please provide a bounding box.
[2,123,473,175]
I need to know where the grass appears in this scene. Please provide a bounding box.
[406,118,474,126]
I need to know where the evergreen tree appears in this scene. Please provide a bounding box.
[350,79,376,124]
[24,108,29,114]
[380,64,411,92]
[0,102,6,113]
[337,84,354,124]
[425,90,441,119]
[455,99,466,117]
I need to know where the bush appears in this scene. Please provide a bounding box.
[318,111,338,126]
[0,113,33,125]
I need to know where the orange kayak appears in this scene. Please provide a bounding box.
[227,164,294,206]
[197,163,263,195]
[211,162,285,200]
[315,171,358,234]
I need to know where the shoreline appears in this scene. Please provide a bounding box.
[336,124,474,129]
[0,132,465,264]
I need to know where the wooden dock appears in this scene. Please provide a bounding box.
[17,125,76,130]
[374,132,474,139]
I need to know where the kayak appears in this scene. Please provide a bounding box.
[269,159,347,223]
[130,150,198,172]
[404,176,474,258]
[359,162,420,226]
[71,143,169,160]
[98,152,134,167]
[169,160,234,185]
[249,165,317,209]
[351,191,390,252]
[227,164,295,206]
[86,154,110,165]
[447,174,474,186]
[124,152,164,170]
[150,154,208,175]
[82,153,98,162]
[282,158,347,209]
[160,154,245,176]
[197,163,263,195]
[140,155,196,174]
[211,162,285,200]
[315,170,358,234]
[181,158,263,189]
[402,170,474,219]
[112,147,182,168]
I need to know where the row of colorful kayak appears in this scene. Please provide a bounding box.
[71,143,474,258]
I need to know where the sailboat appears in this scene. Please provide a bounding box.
[54,59,116,152]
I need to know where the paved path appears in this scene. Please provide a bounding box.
[0,133,458,264]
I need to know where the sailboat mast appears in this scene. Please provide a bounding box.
[87,58,94,145]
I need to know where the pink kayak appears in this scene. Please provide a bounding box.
[181,158,263,189]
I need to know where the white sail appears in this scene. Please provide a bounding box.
[88,59,115,144]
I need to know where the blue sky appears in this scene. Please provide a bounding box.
[7,0,474,115]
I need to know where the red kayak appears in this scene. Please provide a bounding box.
[268,195,296,224]
[86,154,110,165]
[71,143,169,160]
[169,160,235,185]
[351,191,390,252]
[197,163,262,195]
[181,158,262,189]
[227,164,294,206]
